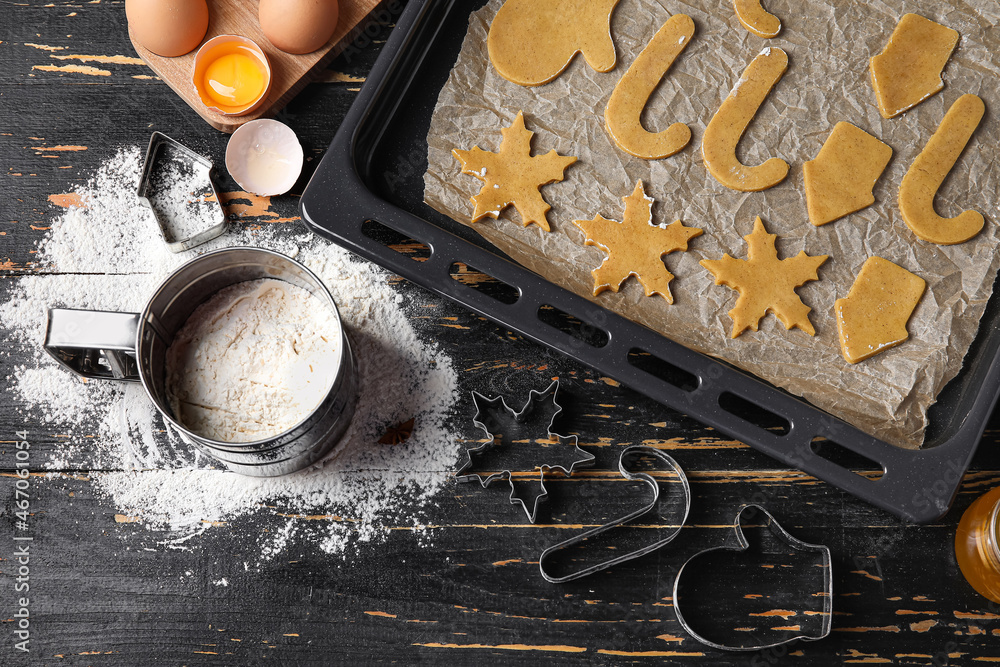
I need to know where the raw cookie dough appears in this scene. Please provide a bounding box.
[870,13,959,119]
[573,180,702,303]
[701,216,828,338]
[803,122,893,227]
[604,13,694,160]
[488,0,621,87]
[835,257,926,364]
[702,47,790,192]
[734,0,781,39]
[898,93,985,245]
[453,111,578,232]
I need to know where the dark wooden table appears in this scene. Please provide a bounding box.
[3,2,1000,664]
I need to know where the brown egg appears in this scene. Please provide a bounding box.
[125,0,210,58]
[259,0,340,55]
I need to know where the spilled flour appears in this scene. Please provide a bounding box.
[0,146,460,560]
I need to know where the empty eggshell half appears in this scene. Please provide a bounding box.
[226,119,304,196]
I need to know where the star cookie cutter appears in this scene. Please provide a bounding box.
[455,380,595,523]
[672,504,833,652]
[539,445,691,583]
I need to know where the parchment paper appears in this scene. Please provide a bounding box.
[423,0,1000,449]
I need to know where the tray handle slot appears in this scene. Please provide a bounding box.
[809,436,885,481]
[361,219,432,262]
[718,392,790,437]
[448,262,521,305]
[537,303,610,349]
[626,348,699,393]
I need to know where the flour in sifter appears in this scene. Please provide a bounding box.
[0,146,461,561]
[166,278,341,443]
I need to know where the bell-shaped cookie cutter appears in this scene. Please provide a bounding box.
[672,504,833,651]
[456,380,595,523]
[137,131,228,253]
[539,445,691,583]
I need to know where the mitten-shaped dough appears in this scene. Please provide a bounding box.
[488,0,621,86]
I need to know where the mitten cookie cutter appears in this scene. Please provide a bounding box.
[538,445,691,583]
[456,380,595,523]
[672,504,833,652]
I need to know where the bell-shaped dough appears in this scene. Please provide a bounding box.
[803,122,893,227]
[870,14,959,119]
[835,257,926,364]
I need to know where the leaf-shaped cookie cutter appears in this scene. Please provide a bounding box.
[538,445,691,583]
[455,380,595,523]
[672,504,833,651]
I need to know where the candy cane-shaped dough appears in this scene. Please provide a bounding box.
[604,14,694,159]
[734,0,781,39]
[702,47,789,192]
[899,94,985,245]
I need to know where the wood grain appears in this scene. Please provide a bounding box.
[128,0,382,133]
[5,1,1000,663]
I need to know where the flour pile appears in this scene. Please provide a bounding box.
[0,146,460,557]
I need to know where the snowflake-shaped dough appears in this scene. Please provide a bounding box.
[574,181,702,304]
[452,112,577,232]
[701,216,828,337]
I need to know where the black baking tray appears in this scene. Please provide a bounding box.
[300,0,1000,523]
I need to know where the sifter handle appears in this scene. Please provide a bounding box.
[43,308,141,382]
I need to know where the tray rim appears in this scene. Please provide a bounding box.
[299,0,1000,523]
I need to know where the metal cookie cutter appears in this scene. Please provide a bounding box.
[672,504,833,652]
[456,380,595,523]
[137,132,228,253]
[539,445,691,583]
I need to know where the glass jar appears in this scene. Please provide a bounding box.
[955,486,1000,603]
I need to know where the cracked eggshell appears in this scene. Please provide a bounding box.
[225,119,304,197]
[192,35,272,117]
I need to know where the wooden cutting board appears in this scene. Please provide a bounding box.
[129,0,382,133]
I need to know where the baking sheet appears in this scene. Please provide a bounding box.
[422,0,1000,449]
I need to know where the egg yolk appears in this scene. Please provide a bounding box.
[202,46,267,110]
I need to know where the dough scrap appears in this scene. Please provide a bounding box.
[803,122,893,227]
[701,216,828,338]
[604,14,694,160]
[452,111,577,232]
[702,47,790,192]
[734,0,781,39]
[835,257,926,364]
[898,93,985,245]
[487,0,621,87]
[573,181,702,304]
[870,13,959,119]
